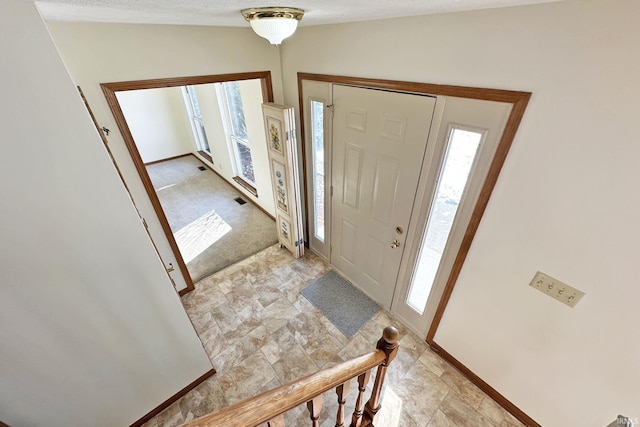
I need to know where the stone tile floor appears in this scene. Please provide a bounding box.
[144,245,524,427]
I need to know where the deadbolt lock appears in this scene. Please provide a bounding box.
[396,226,404,234]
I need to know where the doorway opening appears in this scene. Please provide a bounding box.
[143,154,277,282]
[298,73,530,340]
[102,71,277,291]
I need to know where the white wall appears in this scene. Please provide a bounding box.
[193,81,276,216]
[46,21,284,291]
[0,2,213,426]
[281,1,640,425]
[117,87,194,163]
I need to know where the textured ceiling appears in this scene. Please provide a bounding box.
[35,0,563,27]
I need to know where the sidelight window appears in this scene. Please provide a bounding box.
[407,127,483,314]
[311,100,325,242]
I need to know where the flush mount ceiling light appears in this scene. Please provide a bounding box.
[241,7,304,45]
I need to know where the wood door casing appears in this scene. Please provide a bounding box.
[101,71,274,295]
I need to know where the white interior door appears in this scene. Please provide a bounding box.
[331,85,436,308]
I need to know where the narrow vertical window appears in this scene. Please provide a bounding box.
[311,100,325,242]
[407,127,483,314]
[222,81,255,186]
[184,86,211,156]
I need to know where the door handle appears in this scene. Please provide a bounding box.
[390,239,401,249]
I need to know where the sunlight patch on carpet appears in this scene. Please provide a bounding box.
[174,209,231,263]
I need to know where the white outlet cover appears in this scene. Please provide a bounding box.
[529,271,586,308]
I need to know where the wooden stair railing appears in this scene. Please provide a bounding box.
[180,326,399,427]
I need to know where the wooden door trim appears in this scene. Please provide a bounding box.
[101,71,274,295]
[297,72,531,425]
[103,71,274,98]
[78,86,189,296]
[298,72,529,102]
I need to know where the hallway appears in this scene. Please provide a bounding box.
[145,245,524,427]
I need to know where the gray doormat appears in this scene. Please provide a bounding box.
[301,271,381,338]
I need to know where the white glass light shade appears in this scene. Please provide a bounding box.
[249,17,298,45]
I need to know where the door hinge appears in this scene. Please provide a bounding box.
[327,104,334,118]
[142,218,149,229]
[330,186,334,197]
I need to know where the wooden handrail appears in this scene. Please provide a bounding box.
[181,351,384,427]
[180,326,399,427]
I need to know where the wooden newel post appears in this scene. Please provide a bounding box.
[363,326,399,425]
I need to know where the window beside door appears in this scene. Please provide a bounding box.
[311,99,325,242]
[301,80,332,261]
[406,126,483,315]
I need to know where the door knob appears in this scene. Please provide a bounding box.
[390,239,401,249]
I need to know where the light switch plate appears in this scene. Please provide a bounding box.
[529,271,585,308]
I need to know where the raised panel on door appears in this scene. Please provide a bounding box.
[371,155,400,224]
[342,143,364,210]
[338,219,357,265]
[331,85,436,308]
[364,235,385,284]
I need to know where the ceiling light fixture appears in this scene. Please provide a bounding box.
[241,7,304,46]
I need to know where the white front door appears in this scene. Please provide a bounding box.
[331,85,436,308]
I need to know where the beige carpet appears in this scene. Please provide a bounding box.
[146,155,277,282]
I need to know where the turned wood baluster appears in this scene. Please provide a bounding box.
[363,326,399,425]
[350,369,371,427]
[267,413,286,427]
[335,380,351,427]
[307,395,322,427]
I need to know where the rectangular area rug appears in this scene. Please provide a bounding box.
[301,270,380,338]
